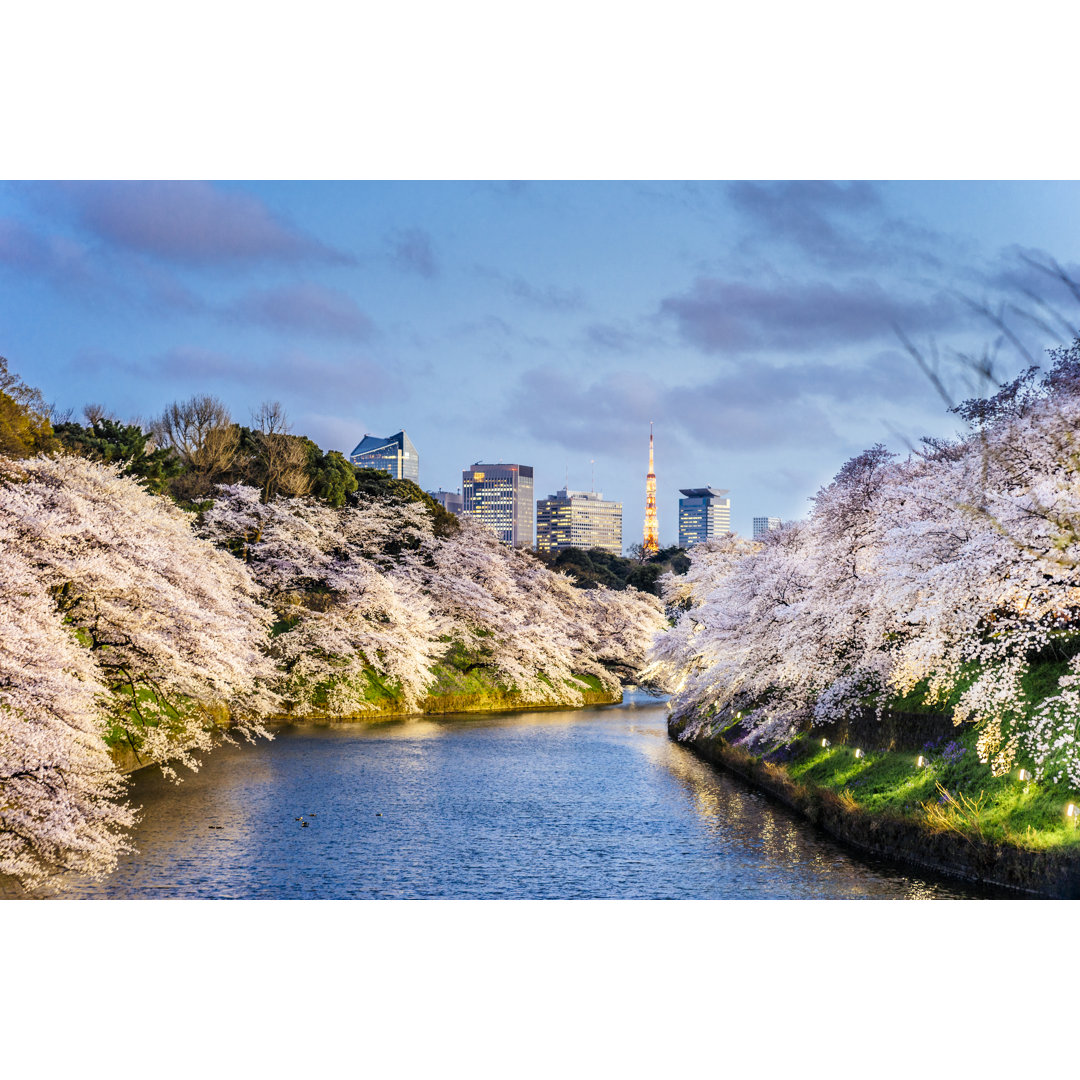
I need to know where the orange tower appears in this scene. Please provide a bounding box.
[643,421,659,555]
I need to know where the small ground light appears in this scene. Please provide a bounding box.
[854,748,864,759]
[916,755,928,767]
[821,738,830,748]
[1018,769,1033,781]
[1067,804,1078,825]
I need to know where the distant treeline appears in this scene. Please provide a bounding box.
[21,386,459,534]
[530,545,690,595]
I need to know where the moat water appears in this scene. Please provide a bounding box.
[58,693,996,899]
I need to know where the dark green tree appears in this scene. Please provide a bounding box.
[305,444,359,507]
[53,417,182,495]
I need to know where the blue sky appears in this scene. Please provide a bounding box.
[3,179,1079,545]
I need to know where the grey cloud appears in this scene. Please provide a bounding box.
[666,352,930,453]
[445,313,554,351]
[507,276,586,312]
[477,181,531,199]
[728,181,881,268]
[983,247,1080,340]
[153,346,396,403]
[506,348,932,462]
[387,228,438,278]
[582,320,664,354]
[71,346,397,411]
[507,367,674,459]
[222,283,375,341]
[0,217,97,288]
[585,323,639,352]
[727,181,952,273]
[34,182,353,266]
[0,216,206,316]
[475,264,587,312]
[660,276,958,354]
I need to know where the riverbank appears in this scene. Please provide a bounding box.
[670,712,1080,898]
[108,673,622,775]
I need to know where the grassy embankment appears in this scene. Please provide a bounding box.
[678,655,1080,858]
[104,634,618,772]
[280,632,618,719]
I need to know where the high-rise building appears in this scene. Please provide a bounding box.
[678,487,731,547]
[536,489,623,556]
[428,489,464,515]
[643,423,659,555]
[349,430,419,483]
[462,463,534,547]
[753,516,782,539]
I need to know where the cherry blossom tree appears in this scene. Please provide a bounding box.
[200,486,666,712]
[198,484,443,713]
[650,339,1080,790]
[0,455,277,777]
[0,538,135,891]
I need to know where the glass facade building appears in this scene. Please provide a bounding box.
[349,430,419,483]
[536,489,623,556]
[753,516,782,538]
[462,463,534,547]
[678,487,731,548]
[428,489,464,515]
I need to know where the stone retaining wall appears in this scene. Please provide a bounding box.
[673,718,1080,899]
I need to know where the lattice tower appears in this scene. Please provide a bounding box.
[643,422,659,555]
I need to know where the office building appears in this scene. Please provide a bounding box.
[753,516,782,539]
[428,489,464,516]
[462,463,534,547]
[678,487,731,548]
[536,489,623,556]
[349,430,419,483]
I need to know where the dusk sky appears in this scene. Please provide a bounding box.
[4,179,1080,544]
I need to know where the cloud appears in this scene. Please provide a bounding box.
[726,181,950,272]
[506,276,585,312]
[386,227,438,278]
[667,352,929,452]
[69,346,398,415]
[150,346,397,403]
[506,367,681,459]
[728,181,880,266]
[505,348,932,462]
[223,283,375,341]
[0,217,206,316]
[475,264,587,312]
[295,411,371,455]
[0,217,97,288]
[659,276,957,354]
[979,246,1080,343]
[444,313,554,351]
[33,181,352,266]
[582,320,663,353]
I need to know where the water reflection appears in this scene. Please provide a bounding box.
[640,733,981,899]
[48,694,996,899]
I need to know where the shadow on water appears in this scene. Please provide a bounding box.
[45,691,1003,899]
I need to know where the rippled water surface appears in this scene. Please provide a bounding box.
[60,694,995,898]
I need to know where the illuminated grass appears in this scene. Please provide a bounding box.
[783,725,1080,851]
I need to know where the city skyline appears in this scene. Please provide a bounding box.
[4,181,1080,538]
[347,422,774,550]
